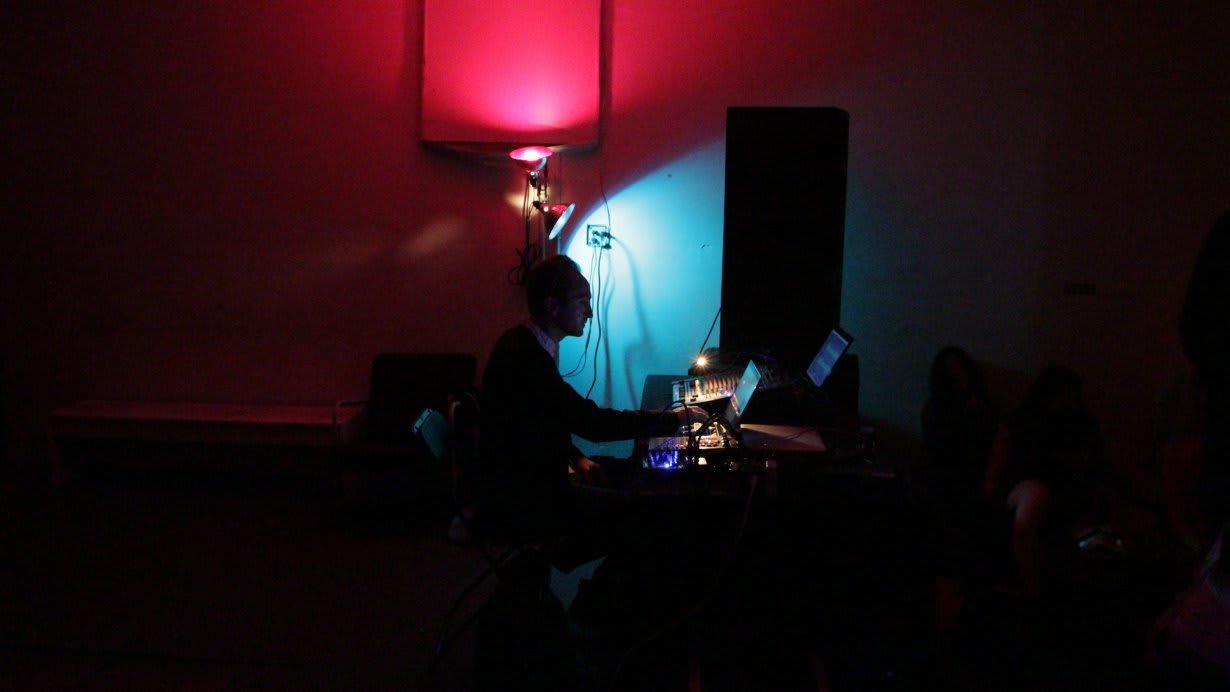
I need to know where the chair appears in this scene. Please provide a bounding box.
[337,353,477,524]
[427,391,607,689]
[360,352,477,449]
[420,392,530,672]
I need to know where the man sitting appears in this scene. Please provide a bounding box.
[478,254,699,548]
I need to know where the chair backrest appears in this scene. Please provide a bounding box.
[364,352,476,446]
[446,391,481,509]
[414,392,484,546]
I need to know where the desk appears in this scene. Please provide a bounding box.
[47,400,364,485]
[584,438,921,677]
[633,424,894,493]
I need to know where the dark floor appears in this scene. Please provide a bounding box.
[0,448,1196,691]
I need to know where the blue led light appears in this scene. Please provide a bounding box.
[646,447,683,470]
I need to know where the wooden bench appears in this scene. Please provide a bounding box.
[47,400,365,485]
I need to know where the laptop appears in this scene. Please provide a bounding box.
[805,327,854,390]
[724,359,762,427]
[735,333,856,453]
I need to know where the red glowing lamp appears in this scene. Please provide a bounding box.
[539,202,576,240]
[509,146,554,174]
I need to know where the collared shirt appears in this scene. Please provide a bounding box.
[522,318,559,364]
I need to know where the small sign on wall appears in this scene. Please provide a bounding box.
[420,0,601,151]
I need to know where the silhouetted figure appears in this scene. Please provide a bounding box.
[1154,359,1208,569]
[1152,522,1230,688]
[920,346,1002,585]
[922,346,999,500]
[984,366,1105,597]
[475,255,700,689]
[1180,208,1230,551]
[479,255,696,546]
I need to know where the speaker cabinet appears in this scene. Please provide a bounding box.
[720,107,848,373]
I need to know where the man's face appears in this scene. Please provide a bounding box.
[550,271,593,338]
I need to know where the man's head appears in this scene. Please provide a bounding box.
[526,255,592,340]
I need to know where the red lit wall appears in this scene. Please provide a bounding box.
[421,0,601,148]
[2,1,1229,472]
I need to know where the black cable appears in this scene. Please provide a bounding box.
[507,177,540,286]
[561,250,597,378]
[561,149,615,392]
[680,400,699,452]
[561,329,590,378]
[656,400,738,456]
[697,412,743,452]
[696,305,722,360]
[570,247,603,379]
[585,243,607,399]
[599,257,611,378]
[565,143,617,393]
[646,398,694,457]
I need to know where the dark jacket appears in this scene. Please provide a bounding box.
[478,324,677,541]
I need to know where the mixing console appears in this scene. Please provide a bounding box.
[671,371,740,406]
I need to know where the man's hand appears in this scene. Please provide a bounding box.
[572,456,608,486]
[672,405,709,431]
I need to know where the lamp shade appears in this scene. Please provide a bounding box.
[509,145,553,174]
[543,202,576,240]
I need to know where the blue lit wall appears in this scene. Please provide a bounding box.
[559,140,726,456]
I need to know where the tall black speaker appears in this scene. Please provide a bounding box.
[720,107,848,373]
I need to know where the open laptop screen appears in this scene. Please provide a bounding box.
[806,328,853,389]
[724,360,762,426]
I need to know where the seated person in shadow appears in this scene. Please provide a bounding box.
[922,346,999,501]
[983,365,1106,598]
[921,346,1000,578]
[1153,359,1208,573]
[1180,207,1230,554]
[474,255,710,689]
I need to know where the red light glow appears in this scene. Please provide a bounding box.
[421,0,600,148]
[510,146,554,173]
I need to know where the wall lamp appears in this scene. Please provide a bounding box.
[506,146,577,284]
[510,145,554,183]
[539,201,576,240]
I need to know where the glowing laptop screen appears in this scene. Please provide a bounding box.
[806,328,852,389]
[724,360,762,426]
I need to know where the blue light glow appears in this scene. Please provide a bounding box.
[560,140,726,437]
[645,448,682,470]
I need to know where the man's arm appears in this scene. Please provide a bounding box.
[538,361,679,442]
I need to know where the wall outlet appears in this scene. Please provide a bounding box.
[587,224,611,249]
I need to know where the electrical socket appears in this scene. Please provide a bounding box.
[586,224,611,249]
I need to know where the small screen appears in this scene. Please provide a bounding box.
[806,329,852,388]
[725,360,762,425]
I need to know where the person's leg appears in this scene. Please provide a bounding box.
[1199,397,1230,552]
[1006,479,1054,597]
